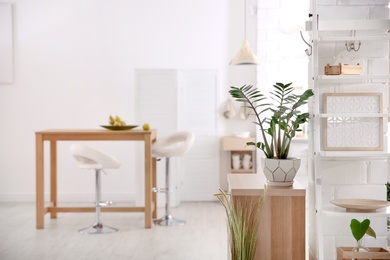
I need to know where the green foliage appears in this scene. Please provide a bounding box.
[386,182,390,201]
[229,82,314,159]
[386,183,390,231]
[214,188,266,260]
[350,218,376,244]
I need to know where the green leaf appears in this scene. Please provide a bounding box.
[366,226,376,239]
[350,219,371,242]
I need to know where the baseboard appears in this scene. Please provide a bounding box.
[0,192,136,202]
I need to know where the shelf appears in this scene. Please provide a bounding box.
[321,205,390,217]
[291,137,308,143]
[230,169,255,174]
[306,19,390,31]
[317,113,390,118]
[318,75,390,82]
[221,136,256,151]
[222,137,257,173]
[316,151,390,159]
[318,35,390,42]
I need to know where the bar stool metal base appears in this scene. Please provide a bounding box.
[79,223,118,234]
[78,169,118,234]
[153,215,186,226]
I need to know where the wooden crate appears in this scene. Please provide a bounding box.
[325,63,341,75]
[337,247,390,260]
[325,63,362,75]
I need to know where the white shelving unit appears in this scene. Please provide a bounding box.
[307,2,390,259]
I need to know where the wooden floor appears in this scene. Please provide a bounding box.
[0,202,228,260]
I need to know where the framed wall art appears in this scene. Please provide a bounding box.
[323,93,383,151]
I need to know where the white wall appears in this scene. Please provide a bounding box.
[0,0,257,201]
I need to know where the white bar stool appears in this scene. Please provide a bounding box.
[69,144,121,234]
[152,131,195,226]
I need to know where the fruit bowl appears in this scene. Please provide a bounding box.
[100,125,138,130]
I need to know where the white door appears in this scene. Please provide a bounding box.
[179,70,219,201]
[135,69,219,207]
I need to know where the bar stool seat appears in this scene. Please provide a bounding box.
[69,144,120,234]
[152,131,195,226]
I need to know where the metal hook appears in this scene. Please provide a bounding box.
[345,30,361,52]
[300,31,312,56]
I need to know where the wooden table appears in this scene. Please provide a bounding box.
[35,129,157,229]
[228,173,306,260]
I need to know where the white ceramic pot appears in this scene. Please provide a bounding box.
[261,157,301,186]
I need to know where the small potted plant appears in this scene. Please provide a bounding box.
[350,218,376,252]
[229,82,314,186]
[336,218,390,259]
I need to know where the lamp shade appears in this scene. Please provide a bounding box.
[230,40,259,65]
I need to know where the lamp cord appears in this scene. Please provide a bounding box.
[244,0,247,39]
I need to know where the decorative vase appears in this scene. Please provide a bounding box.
[261,157,301,186]
[351,240,371,259]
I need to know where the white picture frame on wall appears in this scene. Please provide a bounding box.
[323,93,383,151]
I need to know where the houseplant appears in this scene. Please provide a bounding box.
[229,82,314,186]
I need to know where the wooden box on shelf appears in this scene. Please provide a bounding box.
[324,63,362,75]
[336,247,390,260]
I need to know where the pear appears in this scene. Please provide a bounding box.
[143,123,150,130]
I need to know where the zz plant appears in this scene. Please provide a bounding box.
[229,82,314,159]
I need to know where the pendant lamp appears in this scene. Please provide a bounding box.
[230,0,259,65]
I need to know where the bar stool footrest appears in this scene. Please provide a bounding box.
[97,201,115,207]
[152,187,172,193]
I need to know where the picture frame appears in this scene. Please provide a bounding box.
[323,93,383,151]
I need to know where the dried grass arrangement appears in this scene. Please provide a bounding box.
[214,188,266,260]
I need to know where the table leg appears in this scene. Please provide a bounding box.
[50,141,57,218]
[144,135,153,228]
[152,157,157,219]
[36,134,44,229]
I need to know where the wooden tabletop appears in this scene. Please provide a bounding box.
[227,173,306,197]
[35,129,157,141]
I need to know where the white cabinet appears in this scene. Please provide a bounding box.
[135,69,219,206]
[307,2,390,259]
